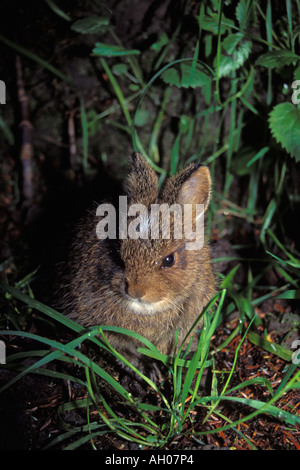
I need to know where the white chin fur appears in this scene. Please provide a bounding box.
[127,298,166,315]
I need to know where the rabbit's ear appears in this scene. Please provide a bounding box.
[125,153,159,205]
[177,165,211,211]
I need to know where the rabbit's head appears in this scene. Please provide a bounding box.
[110,153,212,316]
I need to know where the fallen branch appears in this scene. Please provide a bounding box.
[15,54,34,202]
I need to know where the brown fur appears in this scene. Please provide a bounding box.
[59,153,215,370]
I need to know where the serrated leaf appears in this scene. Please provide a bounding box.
[71,16,110,34]
[92,42,140,57]
[161,63,211,89]
[269,102,300,161]
[236,0,246,25]
[223,32,244,54]
[236,0,248,27]
[256,50,300,69]
[218,36,252,77]
[235,0,256,31]
[197,13,235,35]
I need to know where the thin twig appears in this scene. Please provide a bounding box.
[15,54,34,202]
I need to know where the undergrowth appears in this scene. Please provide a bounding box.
[1,280,299,450]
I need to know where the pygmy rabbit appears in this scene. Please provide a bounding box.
[59,153,215,372]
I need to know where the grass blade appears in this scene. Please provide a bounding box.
[0,34,73,87]
[247,330,295,362]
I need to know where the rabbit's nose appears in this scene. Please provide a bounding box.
[126,280,146,300]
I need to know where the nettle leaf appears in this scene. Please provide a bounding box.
[92,43,140,57]
[236,0,248,27]
[71,16,110,34]
[269,103,300,161]
[235,0,256,30]
[223,32,244,54]
[197,12,235,35]
[161,63,211,89]
[217,33,252,77]
[256,50,300,69]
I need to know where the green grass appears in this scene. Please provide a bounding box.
[1,279,299,450]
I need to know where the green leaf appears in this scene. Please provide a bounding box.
[93,43,140,57]
[269,102,300,161]
[218,34,252,77]
[161,63,211,89]
[226,377,274,397]
[235,0,255,30]
[256,50,300,69]
[220,397,300,426]
[0,116,14,145]
[0,34,73,87]
[134,107,149,127]
[247,146,269,167]
[231,147,257,175]
[44,0,71,21]
[112,63,128,76]
[247,331,294,362]
[151,32,169,52]
[86,109,102,136]
[294,64,300,81]
[71,16,110,34]
[223,32,243,54]
[274,289,300,299]
[235,0,247,26]
[197,13,235,35]
[220,264,240,288]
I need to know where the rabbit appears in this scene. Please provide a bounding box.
[58,152,215,376]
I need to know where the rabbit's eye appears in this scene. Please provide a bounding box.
[161,253,175,269]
